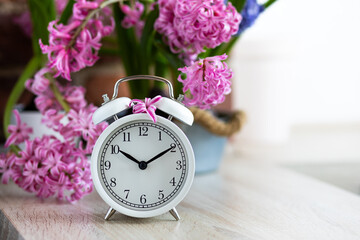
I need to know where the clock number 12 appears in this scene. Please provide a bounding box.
[139,127,148,136]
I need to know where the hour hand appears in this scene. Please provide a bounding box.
[119,150,140,164]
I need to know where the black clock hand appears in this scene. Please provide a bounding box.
[119,150,140,164]
[146,145,175,165]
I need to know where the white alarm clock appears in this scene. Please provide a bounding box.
[91,75,195,221]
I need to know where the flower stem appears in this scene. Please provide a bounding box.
[48,77,71,113]
[263,0,277,9]
[3,56,41,138]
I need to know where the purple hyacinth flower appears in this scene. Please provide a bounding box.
[236,0,264,35]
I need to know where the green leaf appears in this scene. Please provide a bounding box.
[140,6,159,74]
[28,0,56,56]
[113,4,149,98]
[208,36,240,57]
[153,40,185,97]
[59,0,75,24]
[3,56,41,138]
[154,53,168,77]
[228,0,247,12]
[154,40,183,70]
[113,4,134,75]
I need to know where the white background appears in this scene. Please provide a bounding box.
[230,0,360,144]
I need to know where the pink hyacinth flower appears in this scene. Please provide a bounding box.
[155,0,241,64]
[26,68,51,95]
[73,0,99,20]
[11,135,94,202]
[121,1,145,37]
[21,159,47,191]
[40,3,114,81]
[0,154,17,184]
[5,110,33,147]
[178,54,232,109]
[129,96,162,122]
[65,105,104,141]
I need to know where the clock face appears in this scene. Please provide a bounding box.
[91,114,195,218]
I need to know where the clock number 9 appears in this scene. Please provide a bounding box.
[104,161,111,170]
[140,194,147,204]
[110,177,116,187]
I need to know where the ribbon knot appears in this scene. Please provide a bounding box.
[129,95,162,122]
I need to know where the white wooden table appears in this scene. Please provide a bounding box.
[1,150,360,240]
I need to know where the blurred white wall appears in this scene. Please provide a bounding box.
[231,0,360,144]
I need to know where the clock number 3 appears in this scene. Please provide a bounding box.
[176,160,182,170]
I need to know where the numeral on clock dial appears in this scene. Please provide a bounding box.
[110,177,116,187]
[176,160,182,170]
[123,132,131,142]
[158,190,164,200]
[140,194,147,204]
[124,189,130,199]
[139,127,148,136]
[111,145,120,154]
[170,177,176,186]
[104,160,111,170]
[170,143,176,152]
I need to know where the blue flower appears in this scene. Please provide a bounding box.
[236,0,264,35]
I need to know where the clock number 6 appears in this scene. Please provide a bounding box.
[140,194,147,204]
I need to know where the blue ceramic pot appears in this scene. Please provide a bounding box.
[183,123,227,174]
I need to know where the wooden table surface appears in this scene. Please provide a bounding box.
[1,151,360,240]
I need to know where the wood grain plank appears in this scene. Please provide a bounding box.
[1,154,360,240]
[0,210,24,240]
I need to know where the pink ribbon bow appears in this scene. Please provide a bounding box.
[129,95,162,122]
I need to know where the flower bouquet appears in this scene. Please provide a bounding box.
[0,0,276,202]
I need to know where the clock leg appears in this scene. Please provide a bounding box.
[169,207,180,221]
[104,207,116,221]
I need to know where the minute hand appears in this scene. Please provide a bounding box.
[146,146,174,164]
